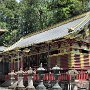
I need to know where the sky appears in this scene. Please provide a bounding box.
[16,0,20,3]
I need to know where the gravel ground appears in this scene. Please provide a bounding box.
[0,87,11,90]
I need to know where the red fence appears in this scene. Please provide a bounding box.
[4,72,89,81]
[76,71,88,80]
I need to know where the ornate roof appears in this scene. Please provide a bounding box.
[0,46,7,53]
[4,12,90,52]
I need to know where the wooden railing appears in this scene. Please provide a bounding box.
[4,72,89,81]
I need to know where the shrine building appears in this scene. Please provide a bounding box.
[2,12,90,73]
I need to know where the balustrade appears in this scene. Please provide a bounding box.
[5,66,90,90]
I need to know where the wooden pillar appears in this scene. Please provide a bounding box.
[36,54,39,68]
[17,51,20,71]
[8,53,14,71]
[68,54,71,69]
[57,55,60,67]
[48,41,51,68]
[9,55,14,71]
[21,56,23,69]
[13,59,15,70]
[3,59,5,74]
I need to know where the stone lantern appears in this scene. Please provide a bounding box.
[36,63,46,90]
[16,68,25,90]
[68,68,78,90]
[68,69,78,82]
[8,70,17,89]
[26,67,35,90]
[86,67,90,90]
[51,65,62,90]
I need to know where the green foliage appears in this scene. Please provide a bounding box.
[0,0,90,46]
[0,0,19,45]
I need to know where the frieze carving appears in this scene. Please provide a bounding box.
[49,42,58,50]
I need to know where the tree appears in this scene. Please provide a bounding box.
[18,0,49,36]
[0,0,89,46]
[0,0,19,45]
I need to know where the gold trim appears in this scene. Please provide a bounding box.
[80,53,84,68]
[70,12,90,30]
[70,53,75,67]
[89,52,90,66]
[49,52,71,57]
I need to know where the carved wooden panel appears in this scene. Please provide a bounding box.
[49,42,59,50]
[39,44,48,52]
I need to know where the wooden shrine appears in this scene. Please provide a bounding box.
[2,12,90,73]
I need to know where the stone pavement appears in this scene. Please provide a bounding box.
[74,80,89,90]
[0,87,12,90]
[0,80,89,90]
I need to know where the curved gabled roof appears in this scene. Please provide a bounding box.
[4,12,90,52]
[0,46,7,53]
